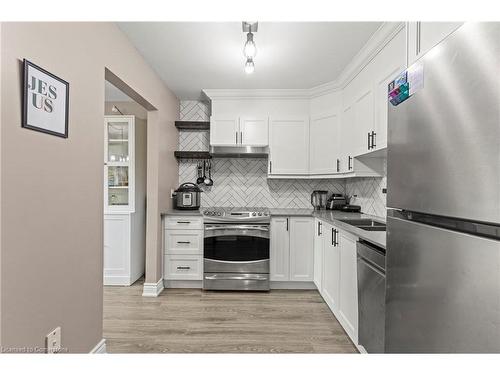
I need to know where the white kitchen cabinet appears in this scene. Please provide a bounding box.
[309,111,341,175]
[209,118,239,146]
[163,215,204,282]
[240,117,269,146]
[313,218,324,290]
[407,22,463,65]
[270,217,290,281]
[339,105,355,173]
[352,89,375,157]
[104,115,146,286]
[270,216,313,282]
[373,64,405,151]
[103,214,130,285]
[289,217,314,281]
[210,117,269,146]
[269,117,310,176]
[338,230,359,343]
[321,222,340,313]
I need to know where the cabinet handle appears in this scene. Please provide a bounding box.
[348,156,353,170]
[368,132,371,150]
[269,161,272,174]
[235,131,238,144]
[371,131,376,148]
[240,131,243,144]
[331,228,334,245]
[318,221,322,236]
[416,22,421,55]
[336,158,340,172]
[286,218,289,231]
[176,241,191,244]
[176,221,191,224]
[176,266,191,270]
[333,229,339,247]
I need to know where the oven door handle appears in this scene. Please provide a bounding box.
[205,225,269,231]
[204,274,268,281]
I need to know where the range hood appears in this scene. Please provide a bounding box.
[209,145,269,158]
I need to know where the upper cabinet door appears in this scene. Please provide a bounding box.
[240,117,269,146]
[310,111,340,175]
[269,117,310,175]
[407,22,463,65]
[373,29,407,151]
[352,89,374,157]
[210,117,239,146]
[104,116,135,213]
[339,105,354,173]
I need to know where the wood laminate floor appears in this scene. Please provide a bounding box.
[103,279,358,353]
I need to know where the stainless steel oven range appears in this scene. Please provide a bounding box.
[203,207,270,291]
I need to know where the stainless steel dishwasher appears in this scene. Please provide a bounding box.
[357,239,386,353]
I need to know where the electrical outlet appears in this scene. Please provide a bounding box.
[46,327,61,354]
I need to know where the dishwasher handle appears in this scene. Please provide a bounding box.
[358,255,385,276]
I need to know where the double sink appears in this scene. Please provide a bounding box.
[338,219,386,231]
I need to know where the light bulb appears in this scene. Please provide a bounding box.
[245,58,255,74]
[243,32,257,58]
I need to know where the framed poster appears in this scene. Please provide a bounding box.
[22,59,69,138]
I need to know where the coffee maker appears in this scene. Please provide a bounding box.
[310,190,328,210]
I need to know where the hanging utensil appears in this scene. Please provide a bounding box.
[196,161,204,184]
[203,160,210,185]
[205,160,214,186]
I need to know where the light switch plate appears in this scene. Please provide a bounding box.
[46,327,61,354]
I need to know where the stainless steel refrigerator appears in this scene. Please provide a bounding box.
[386,23,500,353]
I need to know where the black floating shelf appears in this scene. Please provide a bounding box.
[174,151,212,160]
[175,121,210,130]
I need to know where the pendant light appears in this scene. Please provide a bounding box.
[244,58,255,74]
[243,32,257,59]
[242,22,258,74]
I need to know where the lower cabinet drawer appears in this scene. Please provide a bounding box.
[164,216,203,230]
[164,255,203,280]
[165,230,203,255]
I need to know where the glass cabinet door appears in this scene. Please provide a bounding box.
[105,117,134,211]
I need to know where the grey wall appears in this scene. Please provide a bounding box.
[0,22,178,353]
[178,100,386,214]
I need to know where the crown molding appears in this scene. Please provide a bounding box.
[335,22,405,88]
[203,22,406,101]
[203,88,311,100]
[308,79,342,98]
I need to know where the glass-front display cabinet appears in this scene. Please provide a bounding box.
[104,116,135,212]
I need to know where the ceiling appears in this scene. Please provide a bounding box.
[118,22,382,100]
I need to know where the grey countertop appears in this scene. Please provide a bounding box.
[312,210,386,249]
[163,207,386,248]
[270,208,386,248]
[161,209,202,216]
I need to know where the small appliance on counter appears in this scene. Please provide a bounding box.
[326,193,347,210]
[311,190,328,210]
[340,204,361,213]
[173,182,202,210]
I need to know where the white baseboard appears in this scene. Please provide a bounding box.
[104,275,132,286]
[90,339,106,354]
[142,278,164,297]
[163,280,315,290]
[164,280,203,289]
[270,281,316,289]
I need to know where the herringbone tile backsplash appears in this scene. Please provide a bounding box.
[178,101,386,215]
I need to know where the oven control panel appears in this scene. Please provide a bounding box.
[202,208,270,222]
